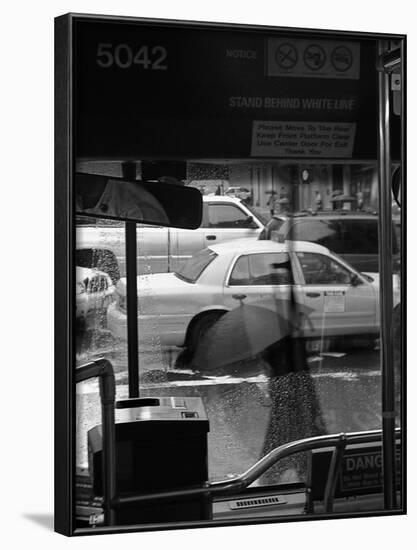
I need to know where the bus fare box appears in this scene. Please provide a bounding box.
[88,396,210,525]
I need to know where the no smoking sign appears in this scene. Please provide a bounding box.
[275,42,298,69]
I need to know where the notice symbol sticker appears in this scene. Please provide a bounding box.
[303,44,326,71]
[331,46,353,72]
[275,42,298,69]
[267,38,360,79]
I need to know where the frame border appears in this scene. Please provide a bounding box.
[54,13,407,536]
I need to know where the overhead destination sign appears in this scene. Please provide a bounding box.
[74,19,378,160]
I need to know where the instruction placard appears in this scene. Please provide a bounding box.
[251,121,356,158]
[267,38,360,79]
[324,291,346,313]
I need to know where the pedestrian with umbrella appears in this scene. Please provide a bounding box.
[260,332,326,483]
[193,293,327,484]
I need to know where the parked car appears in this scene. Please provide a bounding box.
[225,186,251,201]
[77,195,266,275]
[76,266,116,326]
[76,247,120,285]
[107,239,400,353]
[258,211,400,273]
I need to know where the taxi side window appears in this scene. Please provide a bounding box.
[229,255,250,285]
[250,253,293,285]
[208,204,256,228]
[297,252,351,285]
[229,253,293,286]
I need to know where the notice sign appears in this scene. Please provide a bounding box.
[267,38,360,79]
[324,291,346,313]
[251,121,356,158]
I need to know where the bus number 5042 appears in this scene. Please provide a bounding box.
[96,43,168,70]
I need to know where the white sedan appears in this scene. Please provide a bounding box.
[107,240,400,351]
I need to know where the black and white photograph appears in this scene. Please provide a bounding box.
[54,12,406,535]
[1,1,414,549]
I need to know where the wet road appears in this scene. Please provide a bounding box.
[76,329,388,483]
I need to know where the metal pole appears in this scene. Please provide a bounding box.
[125,222,140,397]
[122,162,140,398]
[377,40,397,509]
[399,38,406,507]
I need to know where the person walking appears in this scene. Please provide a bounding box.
[314,190,323,211]
[260,334,327,483]
[267,192,278,217]
[356,189,364,210]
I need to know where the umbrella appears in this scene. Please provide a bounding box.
[193,298,313,372]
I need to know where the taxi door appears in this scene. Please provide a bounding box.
[222,251,297,312]
[293,251,377,337]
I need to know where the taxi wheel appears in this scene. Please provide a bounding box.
[187,311,225,355]
[174,348,193,369]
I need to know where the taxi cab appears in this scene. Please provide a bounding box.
[107,239,400,350]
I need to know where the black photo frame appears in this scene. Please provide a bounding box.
[55,13,406,536]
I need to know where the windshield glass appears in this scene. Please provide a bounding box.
[74,158,402,511]
[244,202,268,226]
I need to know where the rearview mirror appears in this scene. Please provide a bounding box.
[350,273,361,286]
[75,173,203,229]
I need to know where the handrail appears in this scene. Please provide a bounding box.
[112,428,401,511]
[377,47,401,73]
[76,358,116,526]
[323,434,347,513]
